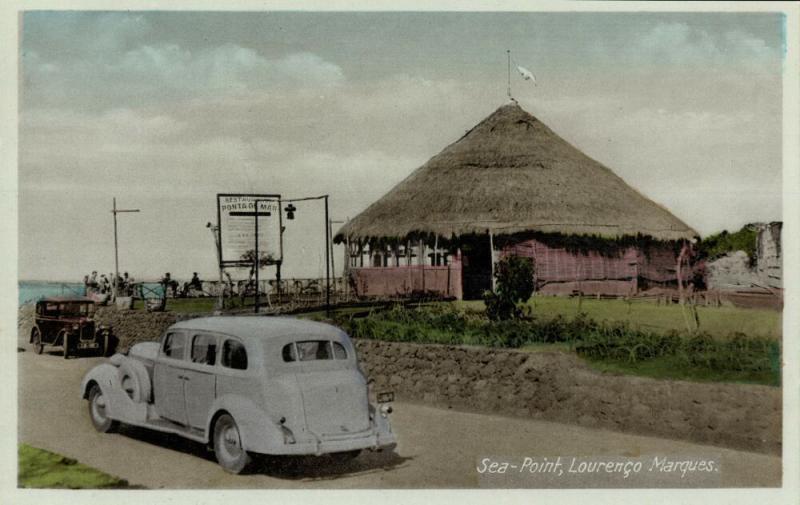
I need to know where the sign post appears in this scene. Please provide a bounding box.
[216,194,282,312]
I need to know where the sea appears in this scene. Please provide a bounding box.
[18,281,165,305]
[18,281,86,305]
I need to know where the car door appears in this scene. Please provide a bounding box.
[183,332,218,429]
[153,331,189,425]
[39,302,60,344]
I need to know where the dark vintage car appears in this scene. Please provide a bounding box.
[30,297,113,358]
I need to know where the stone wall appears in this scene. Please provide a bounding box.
[355,339,781,455]
[94,307,179,352]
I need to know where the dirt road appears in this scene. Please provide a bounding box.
[17,348,781,489]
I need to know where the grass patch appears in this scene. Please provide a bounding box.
[18,444,131,489]
[455,297,781,340]
[585,356,780,386]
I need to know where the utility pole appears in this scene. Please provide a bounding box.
[507,49,511,100]
[324,195,330,315]
[253,199,263,314]
[111,198,140,302]
[206,222,224,311]
[329,220,346,277]
[275,194,331,313]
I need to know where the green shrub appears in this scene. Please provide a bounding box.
[697,225,758,264]
[485,256,535,321]
[335,304,779,382]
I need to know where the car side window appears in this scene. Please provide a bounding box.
[221,339,247,370]
[163,332,186,359]
[333,342,347,359]
[191,334,218,365]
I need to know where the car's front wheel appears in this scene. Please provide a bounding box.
[213,414,254,474]
[88,384,119,433]
[31,327,44,355]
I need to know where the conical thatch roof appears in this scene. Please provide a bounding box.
[337,103,697,243]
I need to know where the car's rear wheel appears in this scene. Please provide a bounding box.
[213,414,253,474]
[88,384,119,433]
[31,328,44,355]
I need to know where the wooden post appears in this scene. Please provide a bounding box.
[676,241,693,332]
[489,229,496,292]
[419,240,426,292]
[328,218,335,283]
[324,195,330,315]
[254,199,260,313]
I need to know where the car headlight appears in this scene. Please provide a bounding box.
[380,404,393,418]
[72,324,79,330]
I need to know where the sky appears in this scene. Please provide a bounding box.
[18,11,785,282]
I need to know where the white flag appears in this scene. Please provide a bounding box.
[516,66,537,85]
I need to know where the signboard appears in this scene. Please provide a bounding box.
[216,194,282,267]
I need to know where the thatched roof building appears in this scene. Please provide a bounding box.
[337,103,696,242]
[336,103,698,300]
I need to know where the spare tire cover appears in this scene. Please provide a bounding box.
[118,359,152,403]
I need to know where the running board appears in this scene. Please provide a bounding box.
[114,415,207,443]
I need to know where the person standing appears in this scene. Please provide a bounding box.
[190,272,202,291]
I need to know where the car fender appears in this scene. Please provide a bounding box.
[29,324,40,343]
[81,363,119,399]
[81,362,148,424]
[206,395,284,455]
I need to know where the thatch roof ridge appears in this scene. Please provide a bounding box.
[337,103,697,243]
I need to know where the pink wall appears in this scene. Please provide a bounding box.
[349,238,682,299]
[501,238,681,294]
[349,263,463,300]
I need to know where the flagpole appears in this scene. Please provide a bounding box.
[507,49,511,99]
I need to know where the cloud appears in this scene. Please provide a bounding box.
[23,41,345,108]
[618,22,781,74]
[23,12,152,55]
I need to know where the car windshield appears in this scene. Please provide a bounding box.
[58,303,92,317]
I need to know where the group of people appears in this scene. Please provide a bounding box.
[160,272,204,298]
[84,271,136,297]
[83,271,207,300]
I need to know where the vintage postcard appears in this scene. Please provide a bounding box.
[1,1,798,504]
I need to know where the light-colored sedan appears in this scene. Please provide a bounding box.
[81,316,396,473]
